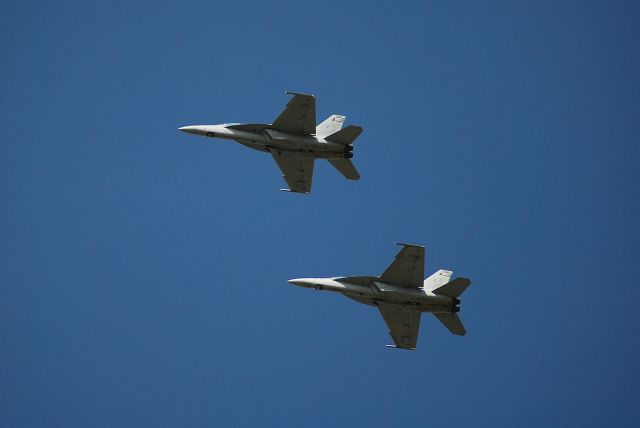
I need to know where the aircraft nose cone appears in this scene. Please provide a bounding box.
[287,278,309,287]
[178,126,204,135]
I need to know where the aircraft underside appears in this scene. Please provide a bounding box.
[237,137,351,160]
[343,293,459,313]
[180,93,362,193]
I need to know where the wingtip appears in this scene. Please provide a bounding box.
[280,189,310,194]
[385,345,415,350]
[394,242,425,248]
[285,91,315,97]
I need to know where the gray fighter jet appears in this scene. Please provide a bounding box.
[288,243,472,350]
[179,92,363,193]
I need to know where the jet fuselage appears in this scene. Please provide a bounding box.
[179,124,351,159]
[287,243,470,349]
[287,277,460,314]
[179,93,362,193]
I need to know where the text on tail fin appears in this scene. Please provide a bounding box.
[316,115,345,137]
[423,270,453,291]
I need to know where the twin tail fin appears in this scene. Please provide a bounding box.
[424,270,472,336]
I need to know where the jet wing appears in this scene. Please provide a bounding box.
[378,302,421,350]
[270,151,314,193]
[272,92,316,135]
[379,243,425,288]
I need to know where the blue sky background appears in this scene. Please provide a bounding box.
[2,1,640,426]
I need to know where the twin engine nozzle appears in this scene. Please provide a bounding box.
[450,297,462,312]
[344,144,354,159]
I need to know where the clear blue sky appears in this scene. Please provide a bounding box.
[2,1,639,426]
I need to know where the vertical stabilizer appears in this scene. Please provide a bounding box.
[316,115,345,137]
[423,270,453,291]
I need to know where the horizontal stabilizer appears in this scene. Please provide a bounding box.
[431,278,471,298]
[433,313,467,336]
[328,159,360,180]
[325,125,363,145]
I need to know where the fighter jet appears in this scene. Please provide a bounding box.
[288,243,472,350]
[179,92,363,193]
